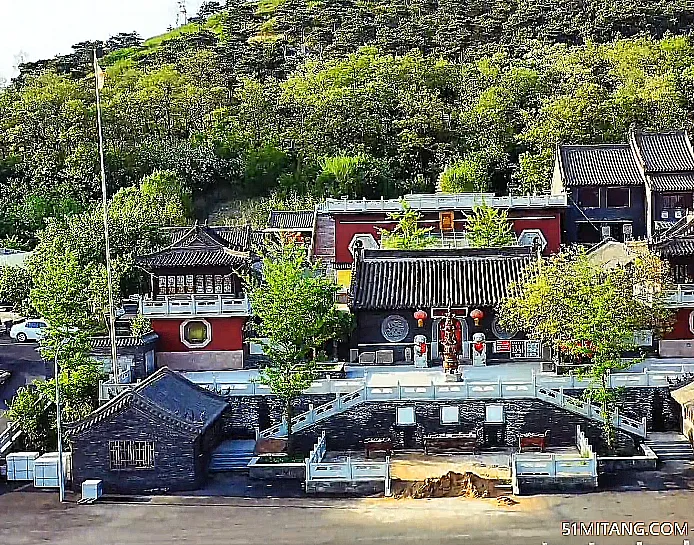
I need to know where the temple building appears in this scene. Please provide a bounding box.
[553,129,694,243]
[67,367,228,494]
[311,193,566,272]
[135,224,259,371]
[651,214,694,357]
[348,246,541,365]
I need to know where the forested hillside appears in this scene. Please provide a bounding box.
[2,0,694,247]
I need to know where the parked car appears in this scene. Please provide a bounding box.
[10,319,49,342]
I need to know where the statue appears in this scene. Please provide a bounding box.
[413,334,428,368]
[472,332,487,366]
[441,310,459,377]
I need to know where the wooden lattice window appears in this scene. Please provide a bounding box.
[109,440,155,470]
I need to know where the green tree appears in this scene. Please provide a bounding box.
[249,242,350,452]
[438,154,489,193]
[0,266,33,313]
[465,204,515,247]
[379,200,434,250]
[499,247,673,451]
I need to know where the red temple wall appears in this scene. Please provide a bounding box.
[663,308,694,340]
[151,317,246,352]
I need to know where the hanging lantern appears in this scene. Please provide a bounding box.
[470,308,484,326]
[414,309,428,327]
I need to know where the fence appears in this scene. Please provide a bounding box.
[304,432,391,495]
[513,454,597,478]
[576,425,594,458]
[187,368,692,399]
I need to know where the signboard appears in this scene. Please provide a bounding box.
[431,307,468,318]
[495,340,511,353]
[510,340,525,359]
[525,340,541,359]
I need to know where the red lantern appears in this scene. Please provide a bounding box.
[414,309,427,327]
[470,308,484,326]
[474,341,485,353]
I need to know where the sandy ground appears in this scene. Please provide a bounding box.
[390,452,512,480]
[1,487,693,545]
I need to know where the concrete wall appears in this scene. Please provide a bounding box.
[156,350,244,371]
[305,479,386,495]
[516,475,597,494]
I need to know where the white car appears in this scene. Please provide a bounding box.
[10,319,49,342]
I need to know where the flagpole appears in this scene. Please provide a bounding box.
[94,49,119,385]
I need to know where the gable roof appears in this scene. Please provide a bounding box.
[558,144,645,187]
[267,210,315,231]
[350,247,533,311]
[651,214,694,257]
[136,224,254,269]
[631,130,694,173]
[66,367,228,437]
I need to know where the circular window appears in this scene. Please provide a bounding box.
[180,319,212,348]
[491,317,517,340]
[381,315,409,343]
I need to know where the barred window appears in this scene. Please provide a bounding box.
[109,440,155,470]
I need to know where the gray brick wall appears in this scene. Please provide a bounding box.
[292,399,637,455]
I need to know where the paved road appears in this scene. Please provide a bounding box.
[0,486,693,545]
[0,337,48,412]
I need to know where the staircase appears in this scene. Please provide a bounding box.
[208,439,256,472]
[0,422,23,458]
[260,384,647,439]
[645,432,694,461]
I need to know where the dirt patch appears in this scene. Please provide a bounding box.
[393,471,503,499]
[390,454,510,481]
[254,438,286,454]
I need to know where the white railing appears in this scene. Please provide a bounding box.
[664,284,694,307]
[306,431,327,466]
[513,453,597,477]
[188,368,691,399]
[576,425,594,458]
[140,294,251,317]
[307,457,390,481]
[318,193,568,214]
[99,381,137,402]
[0,422,23,457]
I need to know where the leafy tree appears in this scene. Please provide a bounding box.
[0,266,33,313]
[248,242,350,451]
[439,154,489,193]
[379,200,434,249]
[465,204,515,247]
[499,247,673,451]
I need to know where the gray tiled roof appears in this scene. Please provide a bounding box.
[90,332,158,348]
[632,130,694,172]
[350,247,533,310]
[651,214,694,257]
[647,173,694,192]
[137,224,253,270]
[67,368,228,436]
[559,144,644,187]
[268,210,314,230]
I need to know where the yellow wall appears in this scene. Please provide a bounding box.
[337,269,352,289]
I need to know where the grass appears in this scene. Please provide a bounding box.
[101,12,230,67]
[255,0,288,16]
